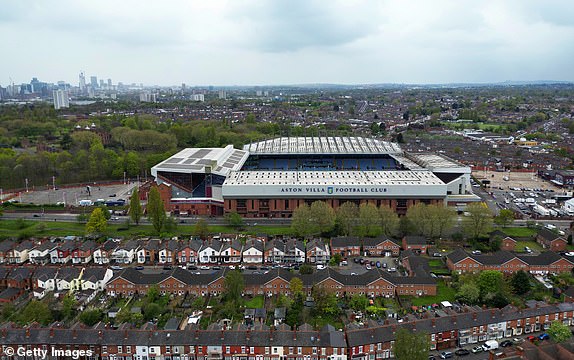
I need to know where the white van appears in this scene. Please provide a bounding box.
[79,199,93,206]
[482,340,499,351]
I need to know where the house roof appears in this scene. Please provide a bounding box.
[537,228,564,242]
[363,236,399,247]
[403,236,427,245]
[330,236,360,248]
[446,248,472,264]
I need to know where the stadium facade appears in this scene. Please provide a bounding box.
[150,137,478,217]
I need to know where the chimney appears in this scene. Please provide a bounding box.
[391,325,396,335]
[432,319,436,328]
[73,329,77,339]
[269,327,274,341]
[246,328,251,341]
[49,328,54,338]
[221,330,225,341]
[98,330,103,339]
[473,312,477,321]
[293,329,297,341]
[491,309,496,319]
[124,330,128,340]
[25,328,30,338]
[195,330,199,340]
[452,315,457,325]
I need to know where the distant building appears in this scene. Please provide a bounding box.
[90,76,98,88]
[218,89,227,99]
[52,89,69,110]
[139,92,157,103]
[79,72,86,92]
[190,94,205,102]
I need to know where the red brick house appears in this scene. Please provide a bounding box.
[401,235,429,254]
[536,228,567,252]
[489,230,516,251]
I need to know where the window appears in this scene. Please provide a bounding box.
[118,346,123,353]
[298,347,302,355]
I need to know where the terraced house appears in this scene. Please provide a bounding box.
[106,268,436,298]
[1,302,573,360]
[446,249,574,274]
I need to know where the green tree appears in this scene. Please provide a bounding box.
[456,282,480,304]
[225,211,244,229]
[394,328,429,360]
[146,284,160,303]
[129,188,143,225]
[358,203,382,237]
[79,309,103,326]
[299,264,313,275]
[478,270,505,299]
[146,187,166,234]
[86,207,108,235]
[329,253,343,266]
[98,205,111,220]
[510,270,531,295]
[336,202,359,236]
[193,219,209,239]
[18,300,53,325]
[379,205,399,237]
[62,293,77,320]
[312,285,339,316]
[309,201,336,236]
[494,209,515,227]
[462,203,493,241]
[291,204,314,238]
[349,294,369,312]
[143,302,162,321]
[290,277,304,298]
[547,321,572,343]
[223,270,244,306]
[431,205,456,239]
[406,203,435,238]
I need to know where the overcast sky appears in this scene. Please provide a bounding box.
[2,0,574,86]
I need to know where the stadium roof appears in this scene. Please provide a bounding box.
[222,170,447,200]
[151,145,249,178]
[408,153,469,172]
[243,137,402,155]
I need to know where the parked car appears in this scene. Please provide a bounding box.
[471,346,483,353]
[111,266,123,271]
[428,356,436,360]
[376,261,381,268]
[383,262,388,268]
[524,246,532,253]
[135,265,144,270]
[454,349,470,356]
[359,258,365,265]
[187,265,198,270]
[365,264,372,270]
[163,265,172,270]
[388,267,397,272]
[512,338,524,344]
[471,250,481,255]
[538,333,550,340]
[527,335,536,342]
[199,265,209,270]
[439,351,452,359]
[500,340,513,347]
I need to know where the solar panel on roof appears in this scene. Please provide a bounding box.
[164,157,184,164]
[193,149,212,158]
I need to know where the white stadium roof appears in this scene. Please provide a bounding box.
[222,170,446,199]
[151,145,249,178]
[243,136,402,155]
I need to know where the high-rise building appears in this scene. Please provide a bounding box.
[139,92,157,103]
[90,76,98,88]
[99,79,104,88]
[53,89,69,109]
[107,79,112,88]
[218,90,227,100]
[79,72,86,92]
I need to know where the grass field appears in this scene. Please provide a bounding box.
[515,241,543,252]
[500,227,538,238]
[409,280,456,307]
[244,295,264,308]
[428,259,444,268]
[0,219,293,239]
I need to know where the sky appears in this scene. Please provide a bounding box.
[1,0,574,86]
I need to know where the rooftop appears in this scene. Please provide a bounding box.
[243,137,402,155]
[151,145,249,177]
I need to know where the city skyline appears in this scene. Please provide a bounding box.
[1,0,574,87]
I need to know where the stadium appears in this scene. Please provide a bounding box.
[150,137,478,217]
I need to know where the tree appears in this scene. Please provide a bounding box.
[79,309,103,326]
[86,207,108,235]
[510,270,531,295]
[129,188,143,225]
[478,270,505,299]
[456,283,480,305]
[291,204,314,238]
[224,270,244,306]
[62,293,77,320]
[329,253,343,266]
[336,202,359,236]
[143,302,162,321]
[405,203,435,238]
[379,205,399,237]
[193,219,209,239]
[98,205,111,220]
[394,328,429,360]
[547,321,572,343]
[309,201,336,236]
[358,203,381,238]
[18,300,53,325]
[146,187,166,234]
[312,285,339,316]
[431,205,456,239]
[349,294,369,312]
[290,277,303,298]
[225,211,244,229]
[494,209,515,227]
[462,203,493,241]
[299,264,313,275]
